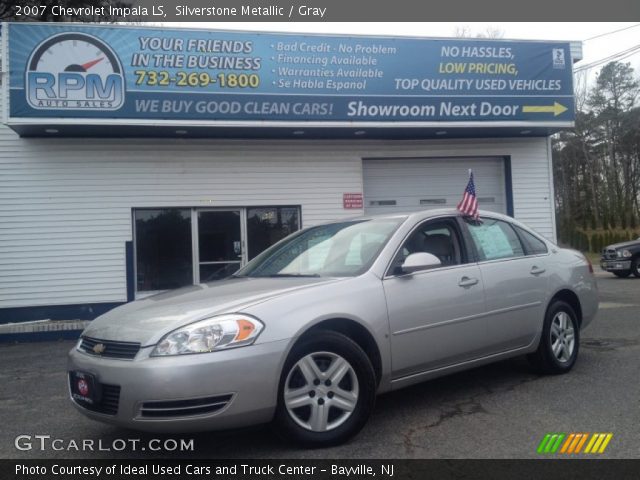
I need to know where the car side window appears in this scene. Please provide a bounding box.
[389,219,464,274]
[466,218,525,261]
[513,226,548,255]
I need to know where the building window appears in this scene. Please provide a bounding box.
[133,206,302,294]
[246,206,301,260]
[134,209,193,291]
[197,210,242,282]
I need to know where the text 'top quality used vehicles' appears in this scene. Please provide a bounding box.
[68,209,598,447]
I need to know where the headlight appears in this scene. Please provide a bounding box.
[618,249,632,258]
[151,314,264,356]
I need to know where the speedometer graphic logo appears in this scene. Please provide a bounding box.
[26,32,125,111]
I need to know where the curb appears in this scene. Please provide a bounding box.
[0,319,89,343]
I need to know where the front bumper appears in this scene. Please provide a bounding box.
[600,259,631,272]
[67,339,289,433]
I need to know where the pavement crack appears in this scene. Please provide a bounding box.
[425,398,488,429]
[582,337,639,351]
[398,371,545,454]
[401,398,488,453]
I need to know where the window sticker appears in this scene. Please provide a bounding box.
[469,223,514,260]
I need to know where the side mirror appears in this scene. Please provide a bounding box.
[401,252,442,274]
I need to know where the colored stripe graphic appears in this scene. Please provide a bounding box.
[584,433,614,454]
[537,433,565,453]
[550,434,565,453]
[537,434,552,453]
[575,433,589,453]
[538,433,613,454]
[560,433,575,453]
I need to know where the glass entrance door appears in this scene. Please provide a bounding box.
[195,210,243,283]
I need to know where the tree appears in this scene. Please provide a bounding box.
[588,62,639,230]
[453,25,505,39]
[553,61,640,250]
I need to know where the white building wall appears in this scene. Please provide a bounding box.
[0,119,554,310]
[0,125,365,309]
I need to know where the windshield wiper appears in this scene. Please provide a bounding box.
[267,273,321,277]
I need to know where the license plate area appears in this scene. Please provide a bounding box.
[70,371,101,405]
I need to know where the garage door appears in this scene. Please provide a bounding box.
[363,157,506,216]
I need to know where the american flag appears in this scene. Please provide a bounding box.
[457,170,479,220]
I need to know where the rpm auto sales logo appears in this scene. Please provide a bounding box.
[26,32,125,110]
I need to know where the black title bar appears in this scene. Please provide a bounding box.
[3,0,640,22]
[3,459,640,480]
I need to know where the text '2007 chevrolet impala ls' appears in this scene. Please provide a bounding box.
[68,209,598,447]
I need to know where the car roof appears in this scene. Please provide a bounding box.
[348,208,515,223]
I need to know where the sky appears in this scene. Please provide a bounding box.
[176,22,640,87]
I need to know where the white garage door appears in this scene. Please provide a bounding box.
[363,157,506,216]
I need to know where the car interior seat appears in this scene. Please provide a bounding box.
[423,234,455,266]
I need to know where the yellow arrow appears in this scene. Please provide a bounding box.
[522,102,568,117]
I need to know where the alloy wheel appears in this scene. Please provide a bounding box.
[550,311,575,363]
[283,351,359,432]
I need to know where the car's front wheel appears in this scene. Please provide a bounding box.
[528,300,580,374]
[632,257,640,278]
[274,330,376,447]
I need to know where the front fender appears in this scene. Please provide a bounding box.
[244,273,393,393]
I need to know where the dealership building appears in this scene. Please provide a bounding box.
[0,23,580,323]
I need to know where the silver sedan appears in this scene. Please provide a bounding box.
[68,209,598,447]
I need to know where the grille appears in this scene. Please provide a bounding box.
[69,376,121,416]
[140,394,233,418]
[602,249,617,260]
[79,336,141,359]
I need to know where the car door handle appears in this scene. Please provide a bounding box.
[458,276,479,287]
[530,266,546,275]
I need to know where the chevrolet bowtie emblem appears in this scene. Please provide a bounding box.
[92,343,106,355]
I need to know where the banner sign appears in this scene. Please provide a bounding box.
[6,23,575,125]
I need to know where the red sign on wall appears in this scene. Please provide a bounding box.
[343,193,364,209]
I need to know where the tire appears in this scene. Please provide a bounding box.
[528,300,580,374]
[632,257,640,278]
[613,270,631,278]
[273,330,376,447]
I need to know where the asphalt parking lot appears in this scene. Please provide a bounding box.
[1,271,639,459]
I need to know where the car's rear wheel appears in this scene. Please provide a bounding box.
[632,257,640,278]
[613,270,631,278]
[274,330,376,447]
[528,300,580,374]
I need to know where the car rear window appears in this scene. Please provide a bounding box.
[514,226,548,255]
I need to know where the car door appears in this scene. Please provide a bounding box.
[463,217,549,352]
[383,217,488,379]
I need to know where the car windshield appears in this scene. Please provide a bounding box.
[236,217,405,278]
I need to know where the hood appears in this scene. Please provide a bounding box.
[82,276,342,345]
[604,239,640,250]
